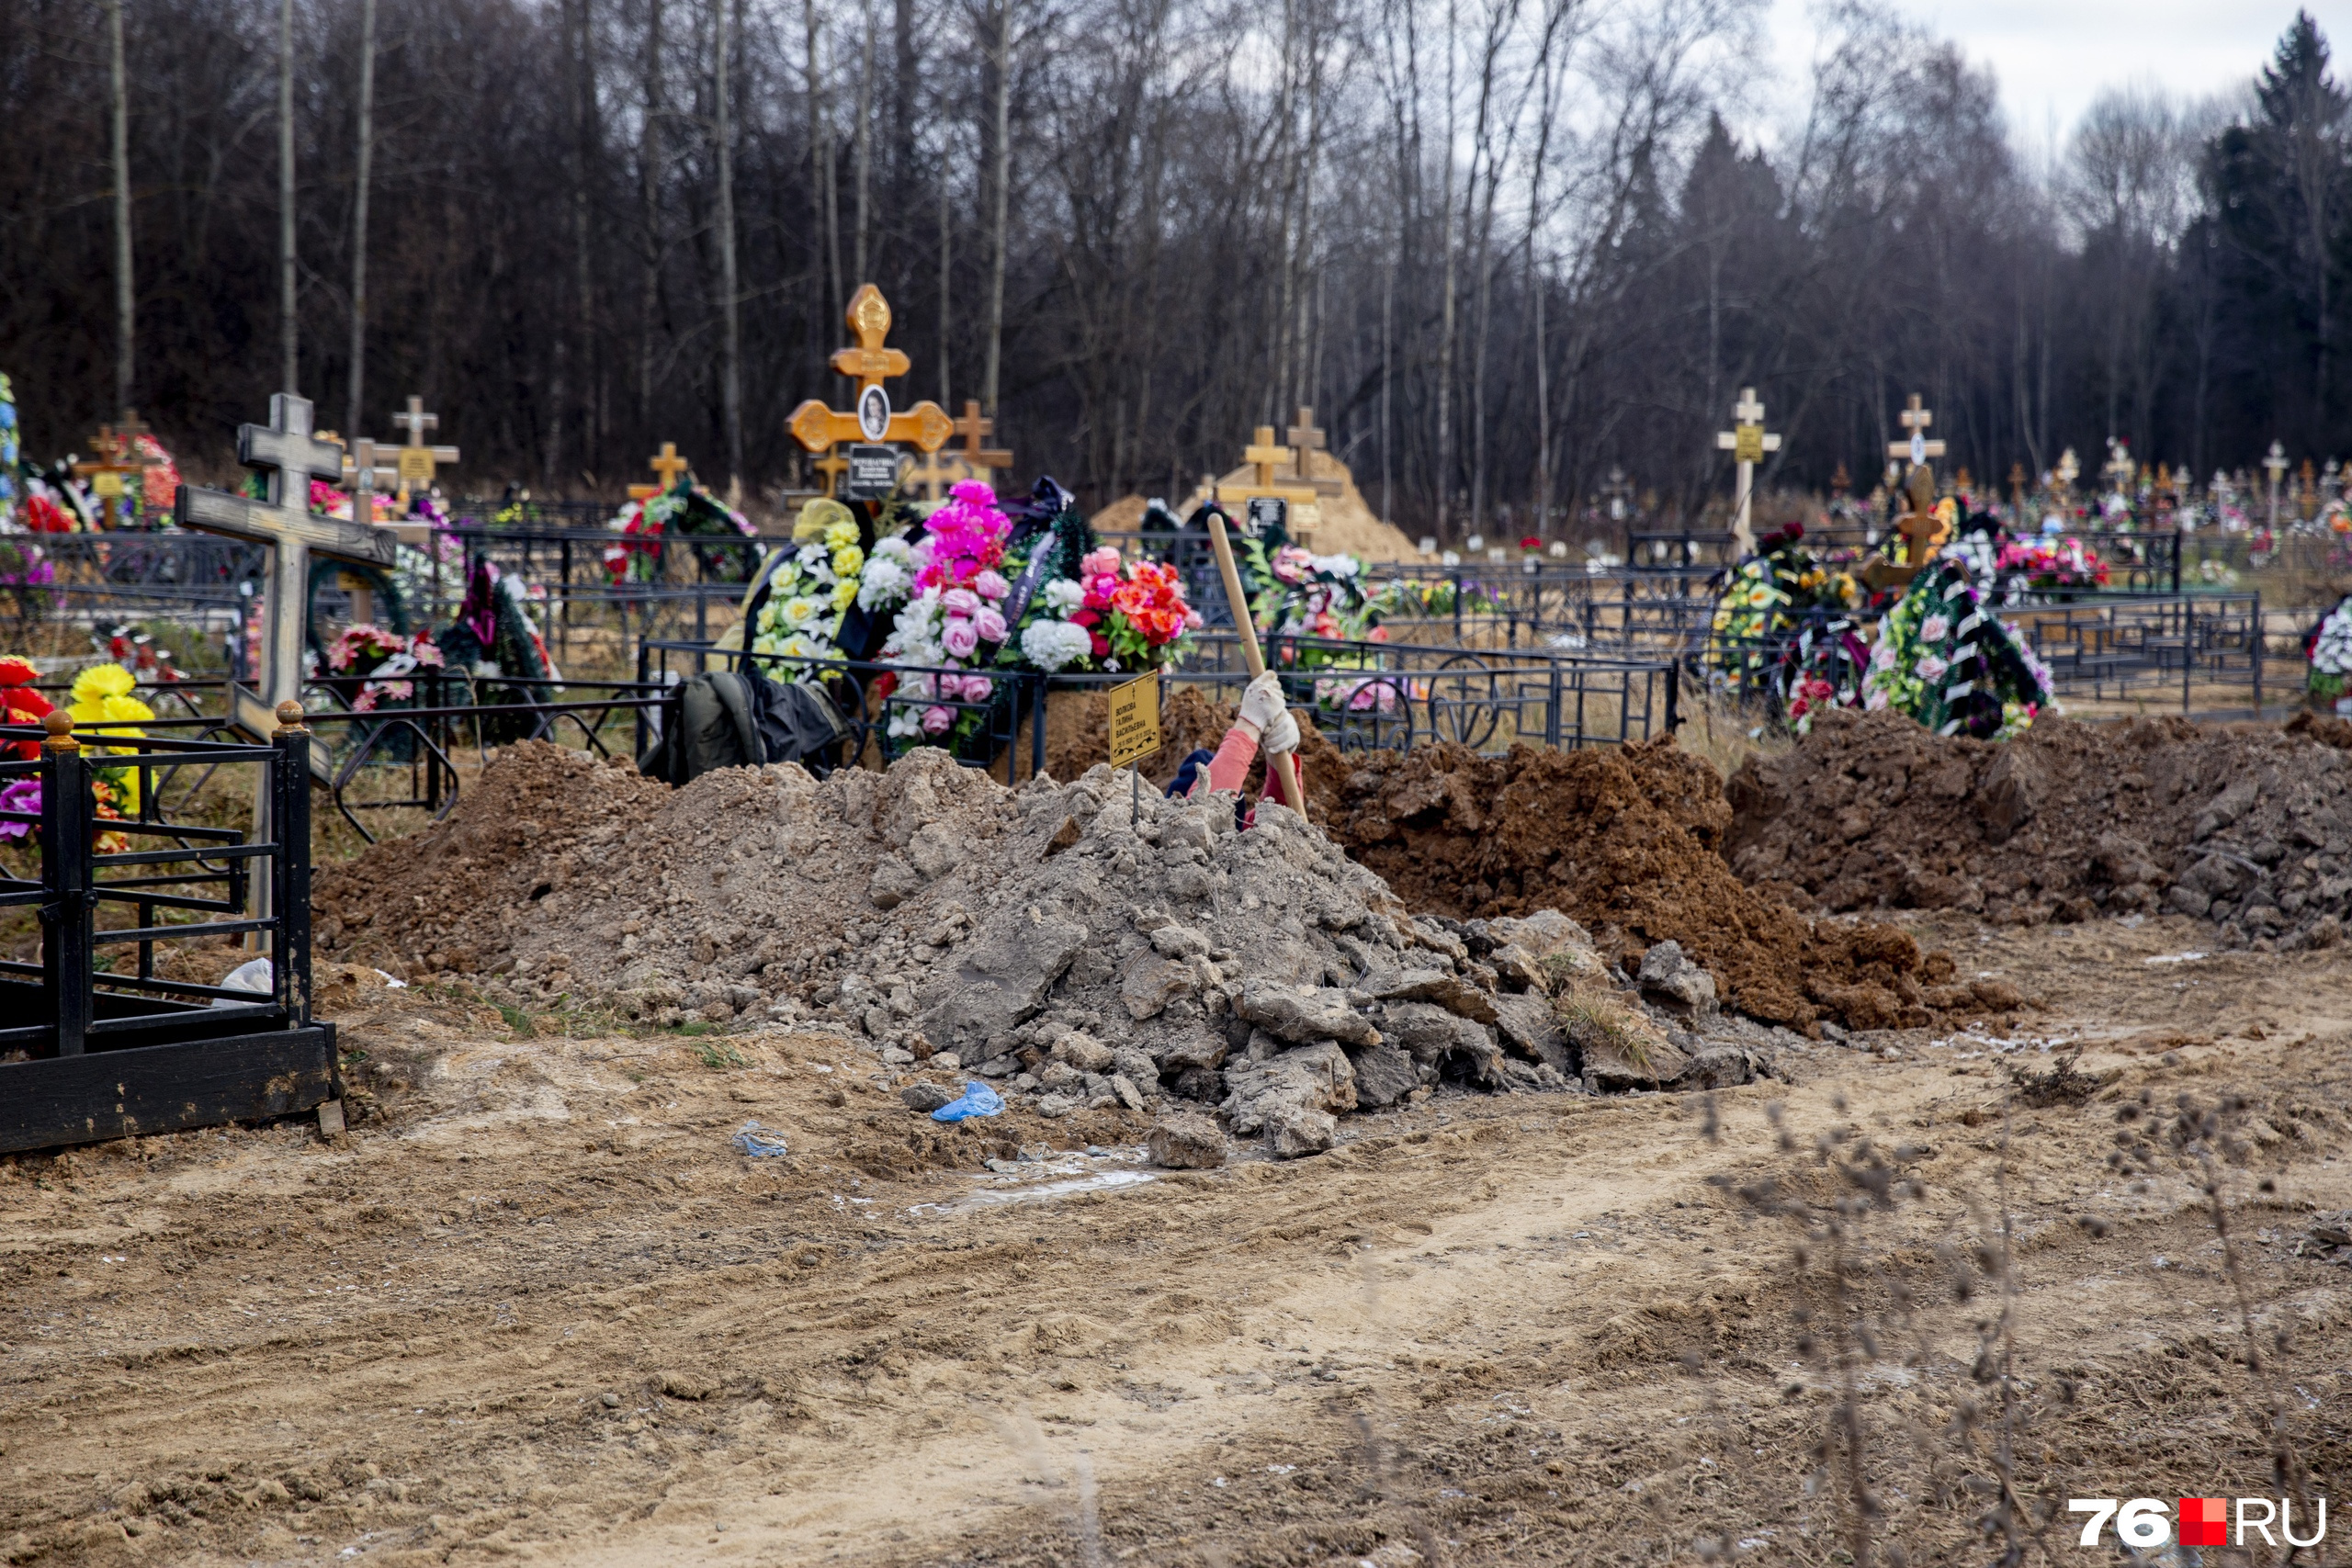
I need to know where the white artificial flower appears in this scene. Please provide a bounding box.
[1021,617,1092,672]
[1042,579,1086,614]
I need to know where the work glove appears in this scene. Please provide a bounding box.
[1261,707,1300,756]
[1237,670,1287,732]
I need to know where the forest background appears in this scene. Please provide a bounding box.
[3,0,2348,537]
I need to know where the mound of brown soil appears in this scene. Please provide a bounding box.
[1725,707,2352,949]
[313,741,672,973]
[1307,739,1977,1033]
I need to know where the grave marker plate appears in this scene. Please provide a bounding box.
[844,444,900,502]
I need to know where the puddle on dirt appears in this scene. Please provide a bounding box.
[907,1145,1157,1217]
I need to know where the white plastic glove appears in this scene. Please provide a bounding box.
[1237,670,1287,732]
[1260,707,1300,756]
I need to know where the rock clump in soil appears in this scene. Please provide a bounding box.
[1726,707,2352,951]
[1297,736,1991,1033]
[316,741,1794,1157]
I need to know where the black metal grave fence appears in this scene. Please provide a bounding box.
[0,705,338,1154]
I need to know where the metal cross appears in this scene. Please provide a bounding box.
[1713,387,1781,553]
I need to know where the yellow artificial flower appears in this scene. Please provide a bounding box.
[824,517,860,550]
[781,597,820,628]
[831,545,865,578]
[70,664,135,705]
[831,578,858,612]
[794,497,854,544]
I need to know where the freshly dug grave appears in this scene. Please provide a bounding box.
[316,741,1798,1157]
[1302,737,1999,1033]
[1726,706,2352,950]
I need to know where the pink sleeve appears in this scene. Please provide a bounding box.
[1193,726,1260,795]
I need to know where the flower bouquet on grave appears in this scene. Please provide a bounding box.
[742,498,921,680]
[1862,558,2053,741]
[67,663,152,847]
[1993,536,2109,598]
[2301,595,2352,711]
[322,624,445,715]
[602,479,761,587]
[0,656,51,760]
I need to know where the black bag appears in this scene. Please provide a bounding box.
[638,671,851,786]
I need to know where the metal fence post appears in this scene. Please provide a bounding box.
[272,702,314,1025]
[40,713,89,1057]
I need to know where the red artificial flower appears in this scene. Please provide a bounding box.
[1519,536,1542,551]
[24,495,71,533]
[872,671,899,701]
[1088,630,1110,658]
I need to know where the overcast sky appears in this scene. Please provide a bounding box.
[1757,0,2352,155]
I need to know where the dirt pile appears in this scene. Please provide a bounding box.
[1303,739,2003,1033]
[313,742,673,971]
[1725,707,2352,949]
[318,742,1787,1156]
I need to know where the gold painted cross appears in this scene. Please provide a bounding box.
[811,451,851,497]
[390,395,460,491]
[630,442,692,501]
[786,285,955,468]
[1885,394,1945,471]
[952,400,1013,479]
[2008,462,2027,505]
[1216,424,1321,546]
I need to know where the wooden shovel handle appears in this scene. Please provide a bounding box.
[1203,506,1308,816]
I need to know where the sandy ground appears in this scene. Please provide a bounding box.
[4,914,2349,1567]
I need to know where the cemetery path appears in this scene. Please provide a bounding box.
[3,917,2349,1567]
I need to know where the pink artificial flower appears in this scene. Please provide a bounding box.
[959,673,994,702]
[922,705,955,735]
[941,587,981,617]
[974,570,1011,600]
[942,619,980,660]
[1080,546,1123,579]
[1183,608,1203,630]
[948,479,998,508]
[973,607,1008,643]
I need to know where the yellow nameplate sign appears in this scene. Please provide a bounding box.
[1734,425,1764,464]
[1107,671,1162,770]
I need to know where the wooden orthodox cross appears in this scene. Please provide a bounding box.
[336,436,399,623]
[2007,462,2028,509]
[2300,458,2319,520]
[72,417,156,525]
[390,395,460,494]
[1713,387,1781,553]
[1284,406,1343,498]
[2265,441,2289,530]
[787,285,954,495]
[2102,441,2135,497]
[177,392,398,855]
[903,451,967,501]
[1884,394,1945,474]
[629,442,693,502]
[1216,425,1320,542]
[951,400,1013,482]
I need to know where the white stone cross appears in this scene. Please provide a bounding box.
[2103,440,2135,496]
[1713,388,1781,553]
[2266,441,2290,530]
[1884,394,1946,472]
